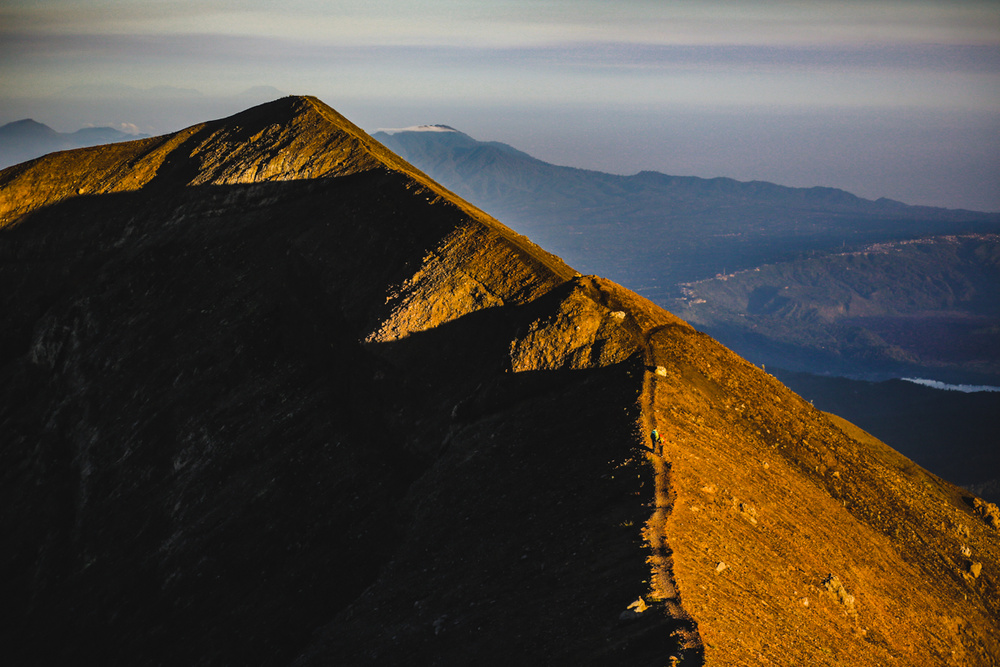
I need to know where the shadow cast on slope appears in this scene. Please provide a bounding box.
[1,180,695,665]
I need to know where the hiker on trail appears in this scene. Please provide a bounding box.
[651,428,662,453]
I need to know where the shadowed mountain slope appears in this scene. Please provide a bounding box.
[2,97,998,666]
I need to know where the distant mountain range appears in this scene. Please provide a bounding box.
[0,119,148,170]
[373,126,1000,301]
[7,118,990,358]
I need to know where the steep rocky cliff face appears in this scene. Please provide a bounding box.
[1,97,997,665]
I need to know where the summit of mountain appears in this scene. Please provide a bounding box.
[2,97,998,665]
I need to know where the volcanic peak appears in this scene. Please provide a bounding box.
[0,97,479,229]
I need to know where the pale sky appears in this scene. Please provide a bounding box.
[2,0,999,209]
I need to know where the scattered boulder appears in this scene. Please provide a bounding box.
[619,597,649,622]
[732,499,758,525]
[823,575,856,614]
[972,498,999,529]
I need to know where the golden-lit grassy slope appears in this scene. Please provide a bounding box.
[0,96,394,218]
[546,276,1000,665]
[1,96,996,666]
[635,294,999,665]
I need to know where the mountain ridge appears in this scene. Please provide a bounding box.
[378,126,997,216]
[1,96,998,665]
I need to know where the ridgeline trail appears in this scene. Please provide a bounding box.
[583,277,704,663]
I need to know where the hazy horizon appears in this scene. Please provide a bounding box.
[2,0,998,210]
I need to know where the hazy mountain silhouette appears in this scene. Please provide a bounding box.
[2,97,998,665]
[373,127,1000,302]
[0,118,148,170]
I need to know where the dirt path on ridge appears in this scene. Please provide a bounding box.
[583,277,703,661]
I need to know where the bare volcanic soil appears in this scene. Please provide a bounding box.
[1,96,998,666]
